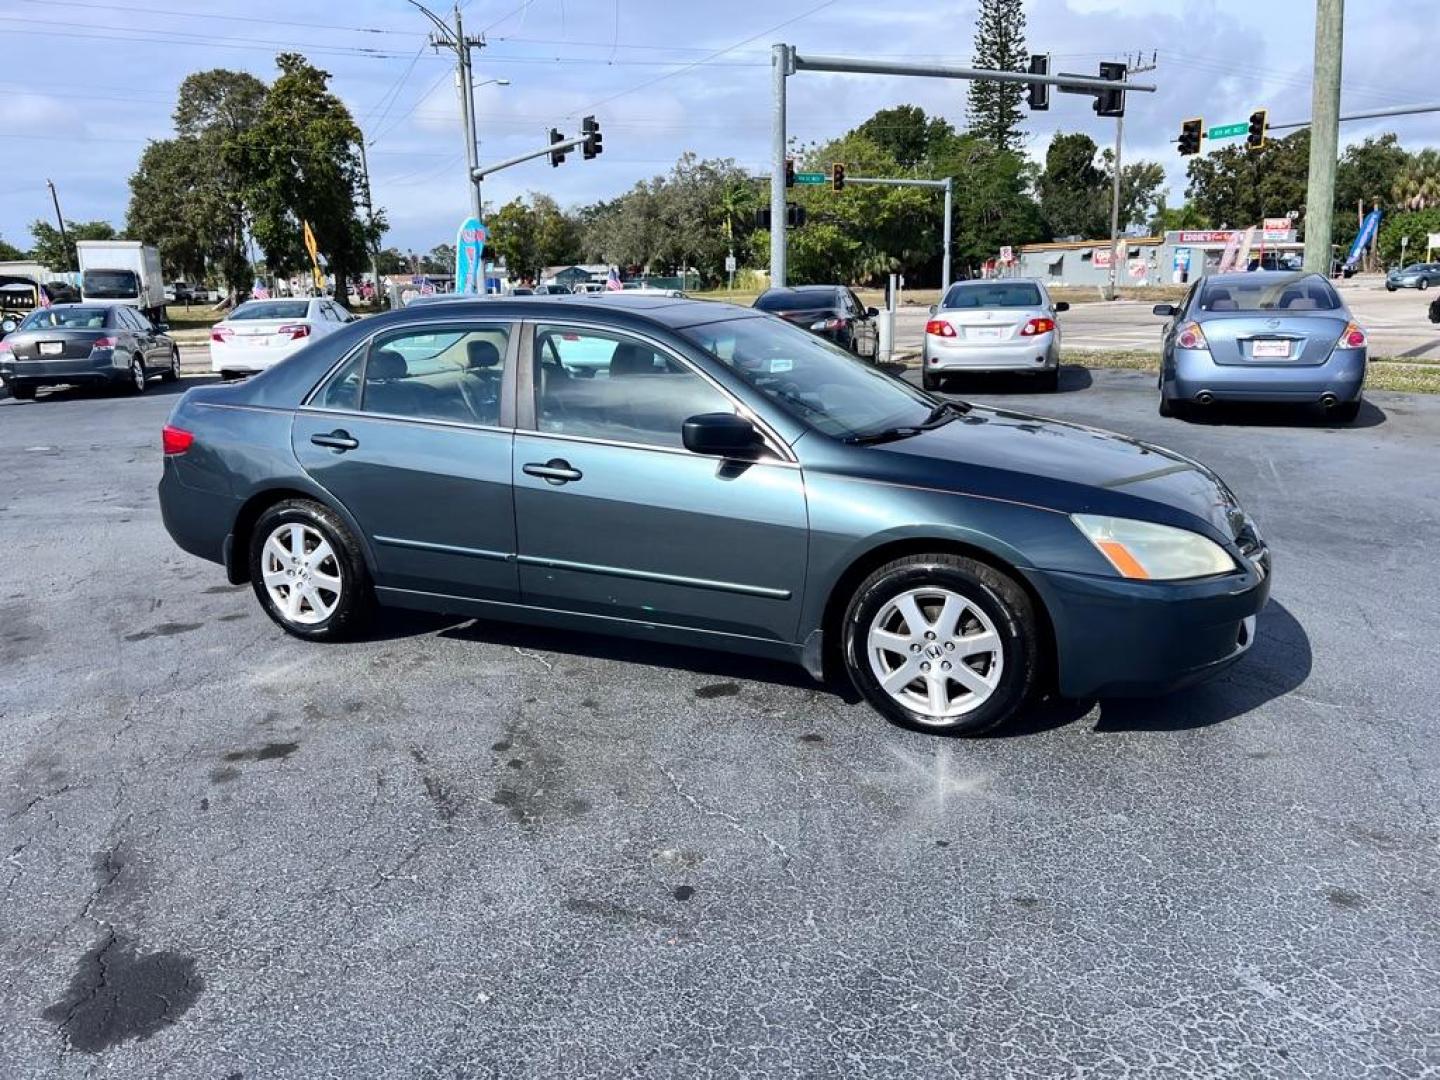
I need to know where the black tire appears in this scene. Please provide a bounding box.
[9,381,36,400]
[1420,278,1431,291]
[1386,284,1396,292]
[1327,398,1362,423]
[162,346,180,383]
[841,553,1040,736]
[922,368,944,392]
[1158,393,1174,417]
[248,499,374,641]
[124,353,146,395]
[1037,366,1060,392]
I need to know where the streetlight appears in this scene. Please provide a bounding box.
[465,76,510,217]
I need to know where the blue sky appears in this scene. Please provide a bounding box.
[1,0,1434,256]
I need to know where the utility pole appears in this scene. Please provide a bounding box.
[1304,0,1343,274]
[356,139,385,308]
[1104,54,1156,301]
[770,44,791,288]
[410,1,485,223]
[46,179,70,270]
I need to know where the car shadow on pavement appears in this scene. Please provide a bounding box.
[370,608,835,695]
[998,599,1312,737]
[1176,398,1387,430]
[1,376,220,405]
[931,366,1094,396]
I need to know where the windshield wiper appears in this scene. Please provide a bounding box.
[846,400,969,445]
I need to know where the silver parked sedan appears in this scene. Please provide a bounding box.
[1153,271,1367,422]
[922,279,1068,391]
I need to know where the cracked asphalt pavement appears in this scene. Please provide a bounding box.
[1,371,1437,1078]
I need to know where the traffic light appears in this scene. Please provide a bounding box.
[1094,61,1126,118]
[1246,108,1268,151]
[832,162,845,191]
[1027,54,1050,111]
[1178,117,1203,156]
[755,207,771,230]
[582,115,602,159]
[784,158,795,189]
[548,128,566,167]
[785,203,806,228]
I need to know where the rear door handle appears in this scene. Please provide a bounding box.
[522,459,583,484]
[311,430,359,452]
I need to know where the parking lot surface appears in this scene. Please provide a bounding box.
[2,371,1437,1078]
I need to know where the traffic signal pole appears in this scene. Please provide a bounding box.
[767,44,1156,288]
[1304,0,1343,274]
[844,176,954,294]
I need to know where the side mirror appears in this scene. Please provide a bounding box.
[928,304,937,315]
[157,321,170,332]
[1053,301,1070,313]
[682,412,758,457]
[866,306,880,318]
[1152,303,1176,317]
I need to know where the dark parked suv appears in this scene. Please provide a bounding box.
[753,285,879,360]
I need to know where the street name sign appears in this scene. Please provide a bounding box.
[795,172,827,185]
[1208,122,1248,139]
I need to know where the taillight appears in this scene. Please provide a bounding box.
[92,336,118,349]
[1020,317,1055,337]
[278,323,312,340]
[211,327,232,343]
[809,317,844,332]
[162,425,194,455]
[1341,321,1367,349]
[925,319,956,338]
[0,340,11,354]
[1175,321,1208,350]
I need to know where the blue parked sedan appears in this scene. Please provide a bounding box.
[1153,271,1367,422]
[158,296,1270,735]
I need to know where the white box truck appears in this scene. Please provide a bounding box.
[76,241,167,322]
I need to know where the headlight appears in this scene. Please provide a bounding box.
[1071,514,1236,580]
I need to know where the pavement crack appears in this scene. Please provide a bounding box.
[7,782,78,821]
[511,646,554,672]
[657,762,793,877]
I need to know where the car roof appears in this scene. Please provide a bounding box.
[762,285,839,294]
[383,294,759,331]
[1201,271,1324,287]
[949,278,1044,286]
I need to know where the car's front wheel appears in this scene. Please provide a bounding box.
[8,381,36,400]
[1420,278,1431,291]
[249,499,374,641]
[842,553,1040,735]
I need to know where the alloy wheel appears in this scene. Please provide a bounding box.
[131,355,145,391]
[260,523,343,626]
[866,586,1003,722]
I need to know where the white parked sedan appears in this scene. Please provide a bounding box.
[922,279,1068,392]
[210,298,354,378]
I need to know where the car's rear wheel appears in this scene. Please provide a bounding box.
[1326,398,1362,423]
[125,353,146,395]
[922,368,944,391]
[842,554,1039,736]
[8,381,36,400]
[1038,366,1060,392]
[249,500,373,641]
[163,346,180,382]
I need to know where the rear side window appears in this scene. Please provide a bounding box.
[942,283,1043,309]
[364,326,510,426]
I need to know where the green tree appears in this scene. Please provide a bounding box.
[489,198,541,280]
[1185,129,1309,229]
[28,219,116,271]
[531,193,582,270]
[1149,196,1210,234]
[1377,208,1440,266]
[1037,133,1108,239]
[236,54,376,292]
[0,234,23,260]
[1335,134,1410,214]
[854,105,955,169]
[420,244,456,275]
[1392,148,1440,210]
[967,0,1028,153]
[1099,154,1166,232]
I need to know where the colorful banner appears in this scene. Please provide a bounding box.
[455,217,488,295]
[1345,208,1382,269]
[301,221,324,290]
[1217,230,1243,273]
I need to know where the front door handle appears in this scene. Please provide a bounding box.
[311,430,359,452]
[523,458,583,485]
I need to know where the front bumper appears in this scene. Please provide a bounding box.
[1165,346,1365,404]
[1,352,128,387]
[1028,547,1271,699]
[924,334,1057,372]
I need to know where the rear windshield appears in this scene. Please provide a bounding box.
[230,300,309,321]
[941,282,1043,309]
[20,307,110,330]
[1199,277,1341,312]
[82,270,139,298]
[754,289,837,312]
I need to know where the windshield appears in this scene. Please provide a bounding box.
[941,282,1043,309]
[754,289,836,312]
[230,300,309,321]
[82,270,139,299]
[1199,276,1341,312]
[681,315,933,440]
[20,307,110,330]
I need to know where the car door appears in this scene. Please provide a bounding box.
[292,319,520,602]
[113,307,151,369]
[846,289,876,358]
[512,321,809,644]
[127,308,167,367]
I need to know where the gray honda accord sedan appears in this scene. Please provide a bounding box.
[159,296,1270,735]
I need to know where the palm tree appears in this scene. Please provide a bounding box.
[1393,149,1440,210]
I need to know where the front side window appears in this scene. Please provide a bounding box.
[362,326,510,426]
[533,326,732,449]
[681,316,931,441]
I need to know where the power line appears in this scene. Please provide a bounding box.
[0,21,426,60]
[20,0,413,35]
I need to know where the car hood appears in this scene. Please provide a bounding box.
[867,404,1248,542]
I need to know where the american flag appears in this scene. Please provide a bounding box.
[252,279,270,300]
[605,266,622,291]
